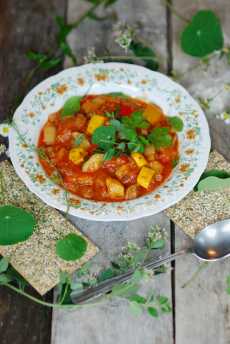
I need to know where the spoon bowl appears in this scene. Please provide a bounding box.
[193,219,230,261]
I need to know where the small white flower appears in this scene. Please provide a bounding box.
[0,123,11,137]
[113,22,134,51]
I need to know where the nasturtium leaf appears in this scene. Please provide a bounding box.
[168,116,184,132]
[148,127,173,148]
[148,306,159,317]
[197,176,230,192]
[181,10,224,57]
[0,274,12,284]
[119,126,137,142]
[200,169,230,180]
[0,257,8,273]
[194,169,230,191]
[56,233,87,261]
[61,96,82,117]
[92,125,116,150]
[0,206,36,245]
[129,41,159,71]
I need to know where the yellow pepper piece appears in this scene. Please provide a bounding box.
[143,104,164,125]
[131,152,148,168]
[137,166,155,189]
[86,115,106,135]
[69,147,87,165]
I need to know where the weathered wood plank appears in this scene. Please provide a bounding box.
[52,215,173,344]
[172,0,230,158]
[172,1,230,342]
[175,228,230,344]
[0,1,66,343]
[52,1,173,343]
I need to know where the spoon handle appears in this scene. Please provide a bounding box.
[72,248,190,304]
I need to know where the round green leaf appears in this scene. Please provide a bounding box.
[92,125,116,150]
[181,10,224,57]
[61,96,82,117]
[56,233,87,261]
[0,258,9,273]
[197,176,230,192]
[0,206,36,245]
[168,116,184,132]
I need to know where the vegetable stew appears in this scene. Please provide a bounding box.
[38,93,182,202]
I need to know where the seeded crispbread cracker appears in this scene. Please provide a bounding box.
[166,151,230,238]
[0,160,98,295]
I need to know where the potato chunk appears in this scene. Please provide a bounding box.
[144,144,156,161]
[106,177,125,198]
[115,163,138,185]
[131,152,148,168]
[143,104,164,125]
[43,125,56,145]
[149,161,163,174]
[69,147,87,165]
[125,184,139,200]
[137,166,155,189]
[86,115,106,135]
[82,154,104,172]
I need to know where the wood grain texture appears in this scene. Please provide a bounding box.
[0,0,66,343]
[52,215,173,344]
[175,228,230,344]
[172,0,230,158]
[52,1,174,342]
[52,2,175,343]
[172,1,230,343]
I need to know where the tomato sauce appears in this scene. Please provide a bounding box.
[38,94,180,202]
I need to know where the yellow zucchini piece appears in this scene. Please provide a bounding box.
[69,147,87,165]
[106,177,125,198]
[131,152,148,168]
[143,104,164,125]
[43,125,56,145]
[137,166,155,189]
[86,115,106,135]
[82,153,104,172]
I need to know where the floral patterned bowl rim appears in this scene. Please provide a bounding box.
[9,62,211,221]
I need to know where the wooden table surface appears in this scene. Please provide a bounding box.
[1,1,230,343]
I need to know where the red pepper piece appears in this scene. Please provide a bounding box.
[119,105,133,117]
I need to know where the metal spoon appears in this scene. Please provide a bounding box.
[72,219,230,304]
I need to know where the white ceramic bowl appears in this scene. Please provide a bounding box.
[9,63,210,221]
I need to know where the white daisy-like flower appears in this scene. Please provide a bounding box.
[0,123,11,137]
